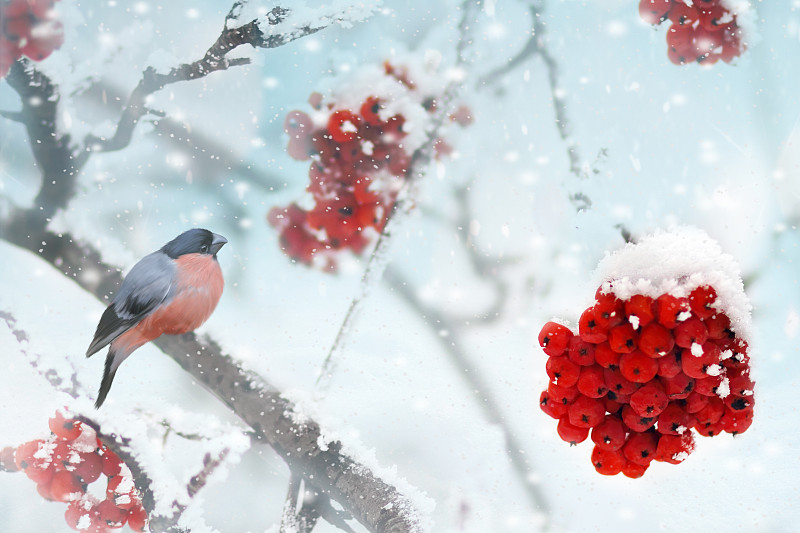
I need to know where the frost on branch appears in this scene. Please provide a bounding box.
[537,227,755,477]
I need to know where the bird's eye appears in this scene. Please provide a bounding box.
[201,244,209,253]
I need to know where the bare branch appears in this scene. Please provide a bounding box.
[0,227,427,533]
[383,267,551,529]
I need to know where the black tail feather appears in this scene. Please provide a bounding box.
[95,350,118,409]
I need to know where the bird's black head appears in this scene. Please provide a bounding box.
[161,228,228,259]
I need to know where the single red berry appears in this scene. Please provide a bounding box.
[661,371,695,400]
[621,460,649,478]
[16,439,55,485]
[725,395,754,413]
[49,411,83,441]
[540,390,568,419]
[656,402,692,435]
[0,446,17,472]
[694,396,725,428]
[621,405,656,432]
[65,498,96,530]
[567,336,596,366]
[591,445,626,476]
[557,416,590,445]
[577,366,608,399]
[538,321,574,357]
[101,448,123,478]
[593,292,625,329]
[567,395,606,428]
[546,356,581,388]
[107,474,138,509]
[656,294,691,329]
[667,24,698,65]
[96,498,127,528]
[127,503,148,532]
[547,382,580,406]
[72,451,103,484]
[603,367,640,396]
[578,307,608,343]
[681,341,722,379]
[668,1,698,26]
[638,323,674,358]
[654,432,695,464]
[698,3,729,31]
[591,415,627,451]
[327,109,361,143]
[623,430,659,466]
[673,317,709,349]
[624,294,655,329]
[720,408,753,435]
[638,0,671,25]
[50,470,84,503]
[608,324,637,354]
[689,285,718,319]
[657,349,683,378]
[705,312,732,339]
[619,350,659,383]
[694,374,725,397]
[683,390,710,414]
[594,342,620,369]
[630,382,669,417]
[359,96,384,126]
[727,368,755,397]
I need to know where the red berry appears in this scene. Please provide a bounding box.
[623,430,659,466]
[638,0,671,25]
[538,321,573,357]
[725,395,754,413]
[0,446,17,472]
[621,460,649,478]
[667,24,697,65]
[578,307,608,343]
[603,367,640,396]
[567,336,596,366]
[668,1,698,26]
[656,349,683,378]
[694,374,725,397]
[73,451,103,484]
[721,409,753,435]
[65,498,95,530]
[695,418,726,437]
[656,294,691,328]
[96,499,127,528]
[619,350,659,383]
[638,323,674,357]
[539,390,568,419]
[16,439,55,485]
[50,470,84,503]
[698,3,729,31]
[546,356,581,388]
[661,371,695,400]
[673,317,708,349]
[683,390,711,413]
[608,324,637,354]
[593,292,625,329]
[591,445,626,475]
[594,342,620,369]
[557,417,590,445]
[705,313,732,339]
[694,396,725,429]
[654,432,695,464]
[359,96,384,126]
[127,504,147,532]
[630,382,669,417]
[656,403,693,435]
[327,110,361,143]
[621,405,656,432]
[727,368,755,397]
[689,285,718,319]
[101,448,123,478]
[547,382,580,406]
[624,295,655,329]
[577,366,608,399]
[591,415,628,451]
[567,395,606,428]
[681,341,722,379]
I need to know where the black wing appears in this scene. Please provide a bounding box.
[85,251,176,357]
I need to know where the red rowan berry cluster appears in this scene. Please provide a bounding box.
[638,0,747,65]
[0,410,147,532]
[538,284,754,477]
[269,60,472,270]
[1,0,64,77]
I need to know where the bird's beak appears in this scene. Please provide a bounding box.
[210,233,228,255]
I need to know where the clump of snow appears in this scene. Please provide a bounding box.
[594,226,752,340]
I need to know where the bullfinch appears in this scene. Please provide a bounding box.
[86,228,227,408]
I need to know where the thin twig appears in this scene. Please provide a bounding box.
[383,268,551,530]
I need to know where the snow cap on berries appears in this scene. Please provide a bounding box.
[593,227,752,340]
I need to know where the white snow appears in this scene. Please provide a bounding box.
[594,227,753,340]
